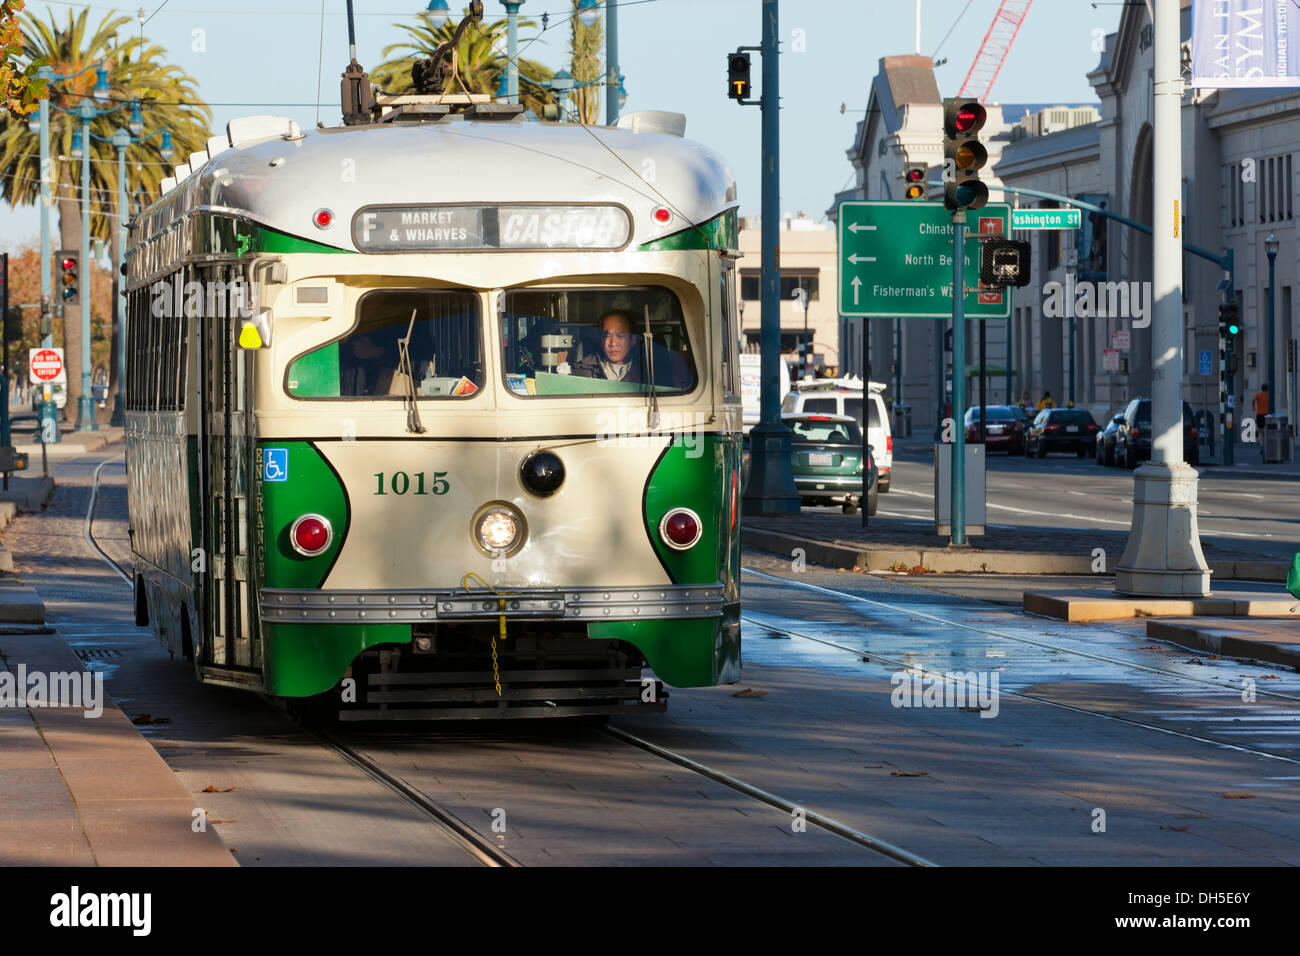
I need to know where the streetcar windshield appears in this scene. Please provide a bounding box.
[501,286,696,397]
[287,289,482,399]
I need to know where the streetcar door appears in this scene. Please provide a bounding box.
[198,263,263,685]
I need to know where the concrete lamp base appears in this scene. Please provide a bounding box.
[1114,460,1211,597]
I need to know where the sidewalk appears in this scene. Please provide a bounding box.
[1196,439,1300,478]
[0,431,233,866]
[744,512,1289,580]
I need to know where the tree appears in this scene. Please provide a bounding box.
[569,1,602,125]
[0,1,46,117]
[371,11,554,118]
[0,9,210,420]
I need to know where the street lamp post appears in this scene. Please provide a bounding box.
[501,1,523,105]
[110,127,130,427]
[741,0,799,514]
[1266,232,1278,410]
[605,0,620,125]
[74,101,96,432]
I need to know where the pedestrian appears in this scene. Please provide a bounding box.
[1036,391,1056,411]
[1253,382,1270,418]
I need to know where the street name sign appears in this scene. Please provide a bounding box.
[837,200,1012,320]
[29,347,65,383]
[1011,208,1081,231]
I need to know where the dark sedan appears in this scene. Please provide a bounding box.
[1025,408,1100,458]
[1113,398,1199,468]
[783,414,878,516]
[964,405,1027,454]
[1095,412,1125,466]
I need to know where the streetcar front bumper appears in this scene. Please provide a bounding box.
[261,584,725,624]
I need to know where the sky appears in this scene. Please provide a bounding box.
[0,0,1114,248]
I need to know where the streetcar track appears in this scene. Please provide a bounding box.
[742,566,1300,705]
[738,613,1300,770]
[601,725,936,867]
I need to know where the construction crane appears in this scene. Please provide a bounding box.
[958,0,1033,102]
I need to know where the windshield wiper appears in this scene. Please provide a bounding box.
[643,305,659,428]
[397,308,426,435]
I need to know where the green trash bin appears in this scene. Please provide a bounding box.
[1289,553,1300,601]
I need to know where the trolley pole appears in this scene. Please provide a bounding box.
[1114,0,1208,596]
[950,213,967,547]
[741,0,799,514]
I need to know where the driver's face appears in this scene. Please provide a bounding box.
[601,316,633,363]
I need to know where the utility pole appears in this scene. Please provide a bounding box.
[74,102,97,432]
[950,214,967,546]
[1115,0,1209,596]
[741,0,799,514]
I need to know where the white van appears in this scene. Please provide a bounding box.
[738,352,790,433]
[781,381,893,491]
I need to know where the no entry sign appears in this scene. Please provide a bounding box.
[29,347,66,383]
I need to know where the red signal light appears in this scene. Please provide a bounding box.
[659,508,702,550]
[60,257,76,271]
[290,514,332,556]
[954,103,986,133]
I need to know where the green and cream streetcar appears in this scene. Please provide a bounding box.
[123,96,744,718]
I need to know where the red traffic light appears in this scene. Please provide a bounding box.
[944,99,987,137]
[60,256,77,271]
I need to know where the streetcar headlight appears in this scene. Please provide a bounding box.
[290,514,333,556]
[473,503,526,556]
[659,508,702,550]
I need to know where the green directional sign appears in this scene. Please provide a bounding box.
[837,200,1012,320]
[1011,207,1081,230]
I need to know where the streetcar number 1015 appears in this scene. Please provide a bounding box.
[373,471,450,495]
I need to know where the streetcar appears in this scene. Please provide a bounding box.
[123,99,743,719]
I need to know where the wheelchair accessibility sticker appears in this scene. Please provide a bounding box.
[264,448,289,482]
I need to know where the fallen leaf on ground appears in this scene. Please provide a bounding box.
[890,770,928,777]
[1221,793,1255,799]
[130,714,170,725]
[200,785,236,793]
[731,688,767,698]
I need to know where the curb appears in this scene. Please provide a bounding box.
[1147,618,1300,670]
[1023,589,1300,622]
[744,526,1289,580]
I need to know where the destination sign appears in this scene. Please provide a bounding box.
[352,204,631,253]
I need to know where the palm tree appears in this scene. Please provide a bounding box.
[569,1,602,124]
[371,11,554,117]
[0,9,210,418]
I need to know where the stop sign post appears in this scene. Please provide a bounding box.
[29,346,64,444]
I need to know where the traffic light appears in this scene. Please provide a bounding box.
[980,239,1032,288]
[57,250,79,307]
[727,52,751,101]
[1218,302,1240,340]
[902,163,927,201]
[942,98,989,212]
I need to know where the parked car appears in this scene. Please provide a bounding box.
[31,381,67,411]
[1113,398,1199,469]
[1025,407,1100,458]
[782,413,877,516]
[963,404,1027,455]
[1096,412,1125,466]
[781,381,893,491]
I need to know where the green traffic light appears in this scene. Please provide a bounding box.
[1229,324,1239,335]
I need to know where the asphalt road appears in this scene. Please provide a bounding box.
[870,445,1300,561]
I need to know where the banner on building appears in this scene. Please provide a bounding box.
[1191,1,1300,88]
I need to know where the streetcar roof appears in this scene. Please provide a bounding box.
[131,117,738,253]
